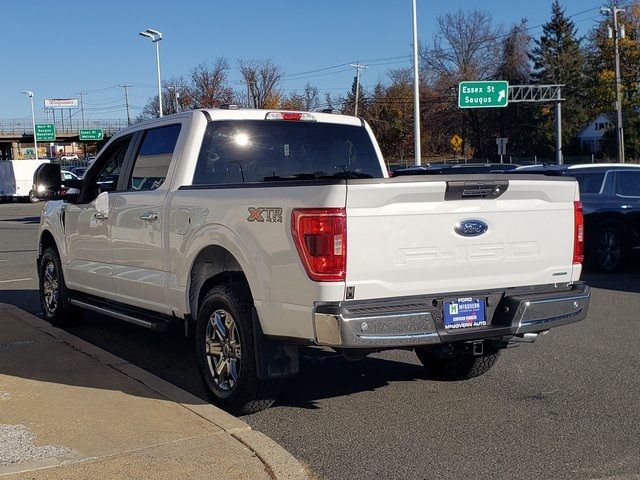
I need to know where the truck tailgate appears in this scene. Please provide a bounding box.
[345,177,580,300]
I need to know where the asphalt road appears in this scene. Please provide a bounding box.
[1,202,640,480]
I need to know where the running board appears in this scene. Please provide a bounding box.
[69,298,170,332]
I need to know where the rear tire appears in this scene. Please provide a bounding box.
[591,225,626,273]
[415,345,500,380]
[196,281,281,415]
[39,246,83,327]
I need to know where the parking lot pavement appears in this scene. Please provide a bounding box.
[0,303,309,479]
[1,202,640,480]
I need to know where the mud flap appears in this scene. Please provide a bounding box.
[252,308,299,380]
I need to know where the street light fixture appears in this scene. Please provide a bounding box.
[21,90,38,160]
[139,28,163,117]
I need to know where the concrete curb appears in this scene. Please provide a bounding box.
[1,303,310,480]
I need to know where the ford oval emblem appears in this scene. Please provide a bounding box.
[455,219,489,237]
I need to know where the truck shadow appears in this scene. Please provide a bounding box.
[583,271,640,294]
[0,290,427,412]
[273,348,428,410]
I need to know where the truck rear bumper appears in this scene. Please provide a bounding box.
[313,283,590,348]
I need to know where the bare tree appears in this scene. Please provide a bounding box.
[190,58,235,108]
[421,9,502,85]
[238,58,284,108]
[281,91,305,110]
[303,83,320,111]
[420,10,502,156]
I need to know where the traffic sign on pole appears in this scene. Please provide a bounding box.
[450,134,463,151]
[35,124,56,142]
[79,129,104,141]
[497,138,508,162]
[458,81,509,109]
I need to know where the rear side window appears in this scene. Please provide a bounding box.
[572,172,605,194]
[616,171,640,197]
[193,120,382,185]
[128,124,181,191]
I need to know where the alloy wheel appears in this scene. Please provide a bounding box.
[205,309,242,391]
[42,260,60,315]
[596,230,623,271]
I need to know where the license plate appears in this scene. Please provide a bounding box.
[444,298,487,330]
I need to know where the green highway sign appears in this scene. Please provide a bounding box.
[79,129,104,141]
[458,81,509,109]
[35,123,56,141]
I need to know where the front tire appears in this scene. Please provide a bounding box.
[196,281,281,415]
[415,345,500,380]
[39,246,83,326]
[29,190,40,203]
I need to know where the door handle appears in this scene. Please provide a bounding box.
[139,212,159,221]
[93,212,109,220]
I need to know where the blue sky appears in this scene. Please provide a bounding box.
[1,0,603,121]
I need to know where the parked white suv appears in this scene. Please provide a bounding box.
[35,109,590,414]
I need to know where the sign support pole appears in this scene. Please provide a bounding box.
[555,87,562,165]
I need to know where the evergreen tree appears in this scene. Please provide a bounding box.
[530,1,589,156]
[343,75,367,116]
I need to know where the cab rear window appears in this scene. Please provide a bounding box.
[193,120,383,185]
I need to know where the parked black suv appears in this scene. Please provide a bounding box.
[517,164,640,272]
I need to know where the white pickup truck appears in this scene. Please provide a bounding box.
[35,108,590,414]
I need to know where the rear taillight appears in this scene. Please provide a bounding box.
[291,208,346,282]
[573,201,584,264]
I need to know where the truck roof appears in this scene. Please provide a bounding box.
[119,109,363,136]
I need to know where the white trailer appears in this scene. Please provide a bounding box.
[0,159,51,202]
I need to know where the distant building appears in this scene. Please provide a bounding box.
[577,113,615,153]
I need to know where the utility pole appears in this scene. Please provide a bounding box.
[76,91,86,128]
[120,84,132,126]
[602,2,626,163]
[168,85,180,113]
[412,0,422,166]
[349,62,368,116]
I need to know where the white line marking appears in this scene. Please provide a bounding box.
[0,260,6,263]
[0,278,33,284]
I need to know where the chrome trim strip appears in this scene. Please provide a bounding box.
[356,332,440,342]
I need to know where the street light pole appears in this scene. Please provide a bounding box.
[21,90,38,160]
[155,40,162,117]
[412,0,422,166]
[139,28,163,117]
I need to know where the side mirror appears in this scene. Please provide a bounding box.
[33,163,62,201]
[95,191,109,216]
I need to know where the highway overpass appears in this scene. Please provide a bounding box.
[0,119,128,159]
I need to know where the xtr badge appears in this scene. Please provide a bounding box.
[247,207,283,223]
